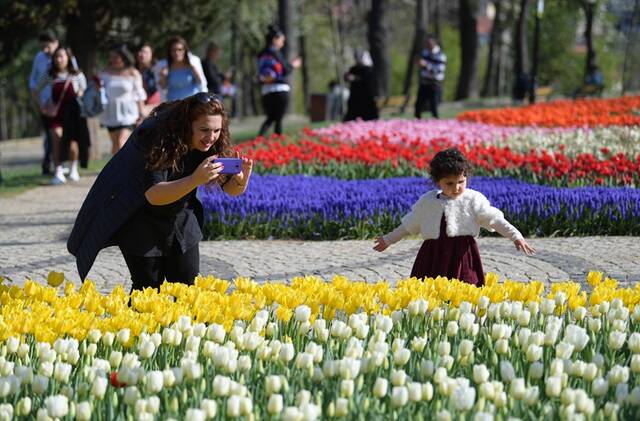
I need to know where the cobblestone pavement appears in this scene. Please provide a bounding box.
[2,175,639,294]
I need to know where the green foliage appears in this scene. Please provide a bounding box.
[440,24,461,102]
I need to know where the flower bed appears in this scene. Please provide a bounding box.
[236,137,640,187]
[0,273,638,419]
[200,175,640,240]
[457,96,640,128]
[493,126,640,158]
[308,119,562,145]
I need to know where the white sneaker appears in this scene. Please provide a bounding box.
[50,174,67,185]
[69,170,80,182]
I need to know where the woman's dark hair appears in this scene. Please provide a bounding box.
[264,24,284,48]
[110,44,135,68]
[144,95,233,186]
[166,36,191,67]
[429,148,472,181]
[206,41,221,56]
[48,46,80,77]
[135,43,156,69]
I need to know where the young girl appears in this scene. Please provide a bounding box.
[373,148,535,286]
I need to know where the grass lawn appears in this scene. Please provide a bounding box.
[0,157,110,198]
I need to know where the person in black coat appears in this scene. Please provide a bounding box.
[67,93,253,291]
[202,42,223,95]
[343,49,379,122]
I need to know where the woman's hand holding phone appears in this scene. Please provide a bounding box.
[192,155,223,186]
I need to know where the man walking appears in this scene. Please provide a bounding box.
[414,35,446,119]
[29,30,58,175]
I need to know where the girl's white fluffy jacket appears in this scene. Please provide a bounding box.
[397,188,523,241]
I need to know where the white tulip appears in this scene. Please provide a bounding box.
[459,339,474,357]
[592,377,609,396]
[550,358,564,377]
[186,336,201,353]
[422,382,434,401]
[17,397,31,417]
[627,386,640,406]
[299,402,321,421]
[446,321,459,337]
[540,298,555,315]
[604,402,620,416]
[408,382,422,402]
[239,397,252,416]
[183,362,202,380]
[91,377,107,399]
[500,361,515,383]
[226,395,241,417]
[510,378,526,399]
[479,382,495,400]
[279,343,295,363]
[609,331,626,351]
[206,324,226,343]
[583,362,599,381]
[185,409,206,421]
[213,375,231,396]
[631,355,640,374]
[267,394,283,415]
[393,348,411,366]
[556,342,574,359]
[75,401,92,421]
[496,339,509,355]
[238,355,252,372]
[44,395,68,418]
[545,376,561,397]
[116,328,130,345]
[419,359,434,380]
[265,375,282,395]
[373,378,388,398]
[39,362,53,378]
[460,313,475,331]
[436,410,452,421]
[452,385,476,411]
[438,341,451,356]
[411,337,428,353]
[295,305,311,323]
[473,364,490,384]
[146,371,163,394]
[391,369,407,386]
[124,386,140,405]
[53,362,72,383]
[32,375,48,394]
[526,344,542,362]
[523,386,539,406]
[616,383,629,404]
[608,365,630,386]
[588,317,602,333]
[139,340,155,359]
[391,386,409,407]
[340,379,354,397]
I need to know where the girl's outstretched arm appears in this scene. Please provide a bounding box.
[373,225,410,252]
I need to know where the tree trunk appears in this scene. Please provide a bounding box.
[583,0,597,77]
[367,0,390,98]
[401,0,428,112]
[513,0,530,100]
[279,0,297,113]
[622,0,640,94]
[455,0,479,100]
[433,0,442,39]
[481,0,502,97]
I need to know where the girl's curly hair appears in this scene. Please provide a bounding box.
[429,147,473,181]
[143,95,233,186]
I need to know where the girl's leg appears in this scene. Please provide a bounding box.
[50,127,66,184]
[68,140,80,181]
[121,250,163,293]
[117,128,132,151]
[108,129,120,155]
[258,94,276,137]
[163,245,200,285]
[272,92,289,135]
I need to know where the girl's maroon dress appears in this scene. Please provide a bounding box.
[410,213,485,286]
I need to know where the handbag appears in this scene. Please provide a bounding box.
[41,78,71,118]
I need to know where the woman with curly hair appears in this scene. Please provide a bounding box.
[68,93,252,290]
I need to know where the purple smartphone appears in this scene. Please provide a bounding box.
[213,157,243,174]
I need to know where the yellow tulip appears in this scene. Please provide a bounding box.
[47,271,65,287]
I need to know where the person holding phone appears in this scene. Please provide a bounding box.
[67,92,252,291]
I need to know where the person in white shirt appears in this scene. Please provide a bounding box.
[374,148,535,286]
[29,30,59,175]
[100,44,147,155]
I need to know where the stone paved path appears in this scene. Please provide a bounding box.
[1,175,639,294]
